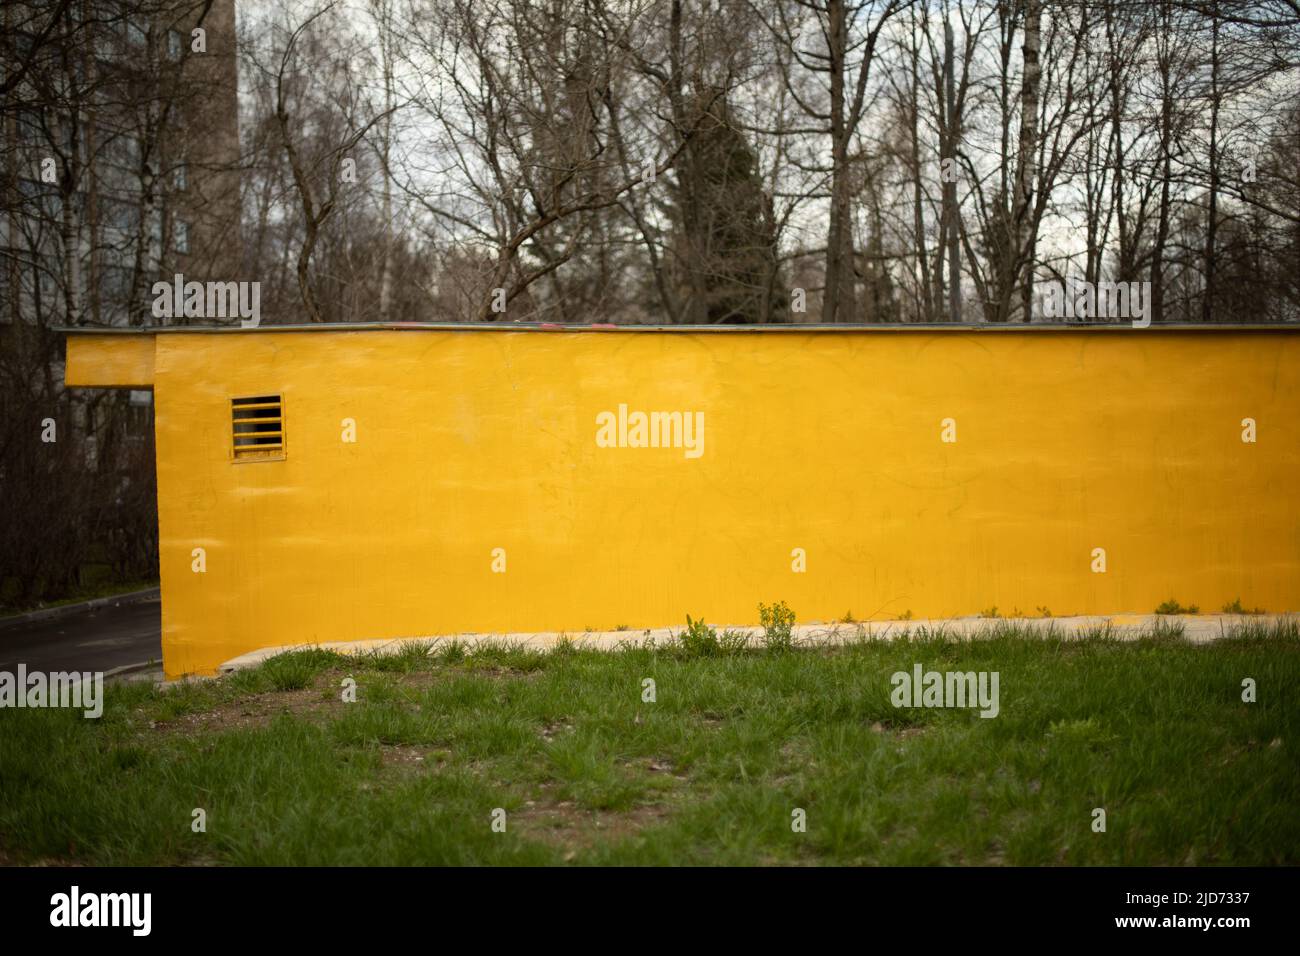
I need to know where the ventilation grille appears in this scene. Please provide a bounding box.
[231,395,284,461]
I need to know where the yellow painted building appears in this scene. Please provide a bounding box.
[65,325,1300,678]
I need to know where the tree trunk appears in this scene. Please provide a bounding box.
[1202,8,1220,323]
[1015,0,1041,322]
[824,0,856,324]
[943,19,961,323]
[909,13,933,322]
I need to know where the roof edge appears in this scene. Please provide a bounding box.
[55,321,1300,335]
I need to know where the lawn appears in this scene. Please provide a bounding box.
[1,620,1297,865]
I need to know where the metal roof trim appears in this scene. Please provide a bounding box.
[55,321,1300,335]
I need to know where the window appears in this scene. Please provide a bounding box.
[167,29,183,60]
[92,6,148,60]
[21,253,61,303]
[99,264,132,304]
[173,218,189,254]
[19,178,62,221]
[16,110,43,145]
[99,195,139,233]
[125,19,148,51]
[104,132,140,170]
[231,395,284,461]
[0,263,11,324]
[12,30,36,68]
[172,160,188,191]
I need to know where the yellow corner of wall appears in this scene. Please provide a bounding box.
[65,334,156,388]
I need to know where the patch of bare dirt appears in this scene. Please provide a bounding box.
[375,744,459,770]
[513,792,681,858]
[871,720,927,739]
[624,755,690,782]
[148,668,459,738]
[149,685,340,737]
[378,744,432,767]
[0,844,82,867]
[538,719,574,742]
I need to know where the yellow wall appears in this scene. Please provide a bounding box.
[85,328,1300,677]
[66,334,154,387]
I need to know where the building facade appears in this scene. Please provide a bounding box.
[64,323,1300,678]
[1,2,240,605]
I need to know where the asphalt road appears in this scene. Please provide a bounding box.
[0,597,162,674]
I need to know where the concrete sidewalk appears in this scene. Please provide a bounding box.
[216,612,1293,674]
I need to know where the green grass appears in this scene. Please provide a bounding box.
[1,621,1297,866]
[1222,598,1267,615]
[1155,598,1200,615]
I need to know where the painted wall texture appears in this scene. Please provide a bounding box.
[66,327,1300,678]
